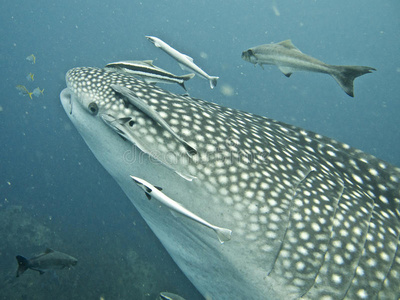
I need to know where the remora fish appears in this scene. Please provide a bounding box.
[242,40,376,97]
[146,36,219,89]
[16,248,77,277]
[131,175,232,244]
[109,84,197,157]
[60,67,400,299]
[105,60,195,91]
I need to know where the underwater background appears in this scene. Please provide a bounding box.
[0,0,399,299]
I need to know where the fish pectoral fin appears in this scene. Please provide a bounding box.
[31,267,45,275]
[277,39,302,52]
[142,78,156,84]
[178,63,191,72]
[278,66,294,77]
[169,209,179,218]
[145,192,152,200]
[155,186,163,191]
[153,40,162,48]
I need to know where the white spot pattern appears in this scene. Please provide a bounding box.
[66,67,400,299]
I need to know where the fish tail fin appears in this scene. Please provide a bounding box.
[209,76,219,89]
[178,74,195,90]
[16,255,29,277]
[178,82,187,91]
[214,227,232,244]
[183,141,197,156]
[330,65,376,97]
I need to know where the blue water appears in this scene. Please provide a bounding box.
[1,1,399,299]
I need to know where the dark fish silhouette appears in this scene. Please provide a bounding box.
[16,248,77,277]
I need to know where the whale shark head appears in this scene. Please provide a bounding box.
[60,67,400,299]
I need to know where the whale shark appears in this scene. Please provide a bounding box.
[60,67,400,299]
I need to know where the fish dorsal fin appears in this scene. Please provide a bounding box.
[142,60,154,66]
[183,54,194,62]
[122,60,154,68]
[45,248,54,254]
[278,40,301,52]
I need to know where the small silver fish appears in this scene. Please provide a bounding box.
[146,36,219,89]
[26,54,36,64]
[242,40,376,97]
[16,85,33,99]
[32,87,44,97]
[16,248,77,277]
[105,60,195,91]
[26,73,34,81]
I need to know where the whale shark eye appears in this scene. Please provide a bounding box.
[88,102,98,115]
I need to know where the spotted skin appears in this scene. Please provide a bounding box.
[65,67,400,299]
